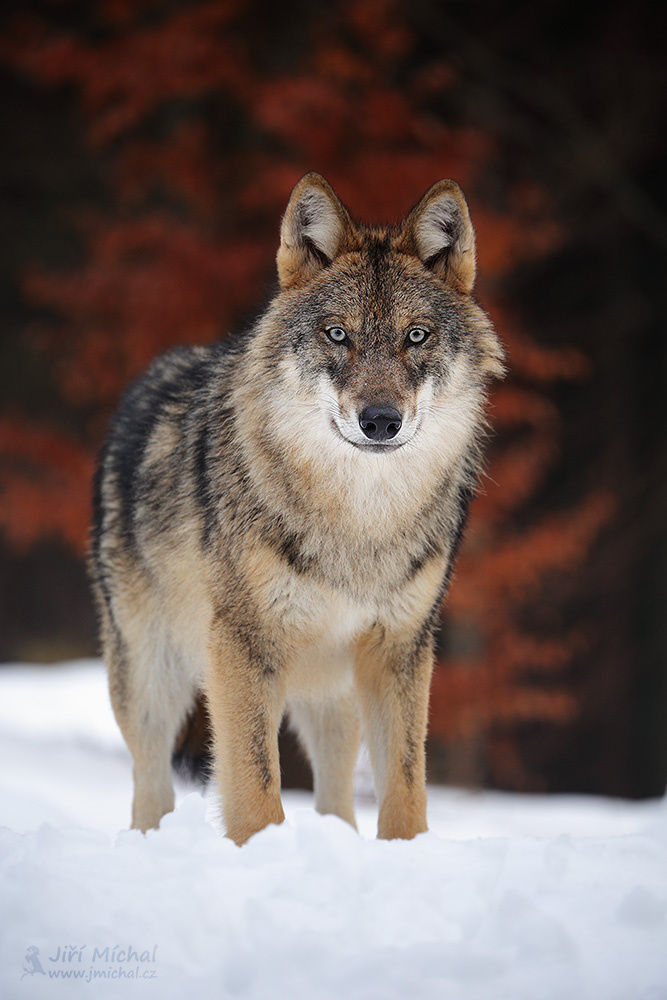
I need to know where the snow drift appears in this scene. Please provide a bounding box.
[1,660,665,999]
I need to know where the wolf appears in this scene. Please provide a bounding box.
[89,173,505,844]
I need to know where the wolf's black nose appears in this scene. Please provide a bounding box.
[359,405,402,442]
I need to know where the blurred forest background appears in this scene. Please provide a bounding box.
[0,0,665,798]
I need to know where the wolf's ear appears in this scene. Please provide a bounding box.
[277,173,356,290]
[397,180,476,294]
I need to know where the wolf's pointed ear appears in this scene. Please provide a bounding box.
[277,173,356,289]
[397,180,476,294]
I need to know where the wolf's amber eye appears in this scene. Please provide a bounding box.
[407,327,430,345]
[326,326,348,344]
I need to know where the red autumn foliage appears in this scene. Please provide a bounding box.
[0,0,612,786]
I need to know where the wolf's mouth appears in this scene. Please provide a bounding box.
[351,440,405,453]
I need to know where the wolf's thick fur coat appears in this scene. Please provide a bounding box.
[89,174,504,843]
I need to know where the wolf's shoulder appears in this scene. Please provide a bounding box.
[110,338,241,428]
[129,342,227,400]
[93,340,239,534]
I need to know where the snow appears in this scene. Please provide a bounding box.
[1,660,666,1000]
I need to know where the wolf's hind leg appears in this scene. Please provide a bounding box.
[288,691,360,828]
[128,725,177,833]
[107,627,196,833]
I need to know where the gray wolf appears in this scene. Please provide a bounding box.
[89,173,504,844]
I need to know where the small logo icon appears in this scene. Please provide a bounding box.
[21,945,46,978]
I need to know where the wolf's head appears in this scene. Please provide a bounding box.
[247,173,504,482]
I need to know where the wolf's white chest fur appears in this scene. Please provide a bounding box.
[285,591,375,700]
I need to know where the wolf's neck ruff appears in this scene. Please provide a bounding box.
[90,172,504,845]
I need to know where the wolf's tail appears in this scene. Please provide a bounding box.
[171,691,213,784]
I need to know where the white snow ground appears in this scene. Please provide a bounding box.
[0,661,666,1000]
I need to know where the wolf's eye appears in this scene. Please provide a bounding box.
[406,327,430,345]
[326,326,348,344]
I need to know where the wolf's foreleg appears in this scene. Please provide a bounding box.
[354,627,433,840]
[205,617,286,845]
